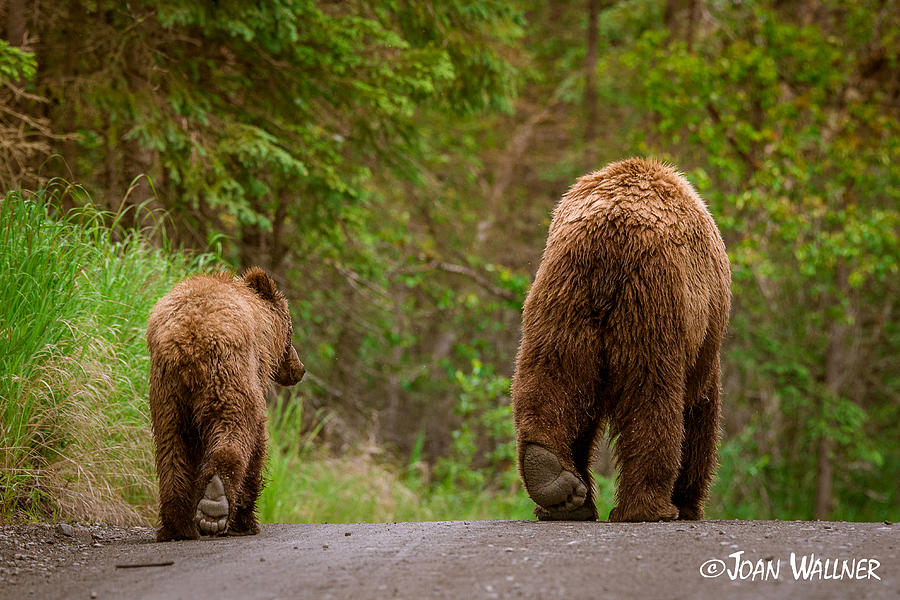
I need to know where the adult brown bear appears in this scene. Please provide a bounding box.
[147,267,305,541]
[512,158,731,522]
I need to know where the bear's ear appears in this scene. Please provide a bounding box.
[243,267,281,303]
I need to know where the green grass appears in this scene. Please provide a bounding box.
[1,183,540,526]
[261,391,618,523]
[261,392,538,523]
[0,183,207,523]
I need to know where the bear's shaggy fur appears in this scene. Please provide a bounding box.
[512,158,731,522]
[147,267,304,541]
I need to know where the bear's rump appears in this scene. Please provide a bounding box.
[525,224,720,381]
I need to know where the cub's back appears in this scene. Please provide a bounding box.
[146,273,266,368]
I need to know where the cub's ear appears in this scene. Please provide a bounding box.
[243,267,282,303]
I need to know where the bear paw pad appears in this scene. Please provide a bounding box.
[196,474,229,535]
[522,444,587,511]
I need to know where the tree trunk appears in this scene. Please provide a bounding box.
[5,0,26,46]
[103,117,119,209]
[815,264,851,520]
[240,224,264,268]
[584,0,600,148]
[269,191,289,271]
[239,194,266,268]
[63,0,84,181]
[665,0,701,46]
[687,0,700,50]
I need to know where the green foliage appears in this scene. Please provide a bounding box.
[258,393,324,523]
[435,359,515,488]
[0,185,217,522]
[41,1,522,243]
[3,0,899,526]
[0,39,36,82]
[429,359,531,519]
[261,391,534,523]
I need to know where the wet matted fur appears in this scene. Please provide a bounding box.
[147,267,304,541]
[512,158,731,522]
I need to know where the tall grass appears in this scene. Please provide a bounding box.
[260,393,438,523]
[260,392,588,523]
[0,183,576,525]
[0,184,206,523]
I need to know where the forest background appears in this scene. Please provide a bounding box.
[1,0,898,525]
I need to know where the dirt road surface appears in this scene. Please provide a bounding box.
[1,520,896,599]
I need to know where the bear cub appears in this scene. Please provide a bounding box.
[512,158,731,522]
[147,267,305,541]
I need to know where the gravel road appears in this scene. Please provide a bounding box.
[1,520,896,599]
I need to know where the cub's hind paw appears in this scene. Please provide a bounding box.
[522,443,587,512]
[228,510,260,537]
[196,474,229,535]
[535,504,597,521]
[226,525,259,537]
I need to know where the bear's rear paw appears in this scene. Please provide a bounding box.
[226,525,259,537]
[535,504,597,521]
[675,505,704,521]
[608,501,679,522]
[196,474,229,535]
[227,508,260,537]
[522,444,587,512]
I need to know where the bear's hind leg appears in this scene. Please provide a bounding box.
[151,394,200,542]
[609,377,683,522]
[229,422,266,536]
[531,423,601,521]
[525,445,594,520]
[515,371,598,521]
[672,354,721,520]
[195,386,260,536]
[196,473,229,535]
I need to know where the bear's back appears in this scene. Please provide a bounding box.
[524,157,730,368]
[146,273,274,370]
[549,158,719,249]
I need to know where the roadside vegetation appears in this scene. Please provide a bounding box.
[0,184,196,523]
[0,188,547,524]
[2,1,899,525]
